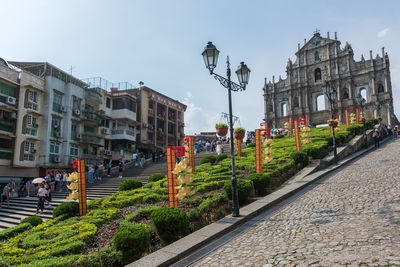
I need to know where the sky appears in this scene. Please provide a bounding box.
[1,0,400,134]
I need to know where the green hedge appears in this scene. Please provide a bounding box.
[81,208,119,227]
[124,206,163,224]
[119,179,143,191]
[198,193,228,214]
[216,154,228,162]
[347,124,363,134]
[53,201,79,219]
[223,179,252,204]
[246,143,255,148]
[196,181,222,193]
[200,155,217,165]
[143,193,168,204]
[290,151,309,167]
[0,223,32,241]
[150,207,189,245]
[148,173,165,183]
[21,216,43,227]
[112,224,151,263]
[245,173,271,196]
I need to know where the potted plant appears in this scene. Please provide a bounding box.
[215,123,228,137]
[327,120,338,127]
[234,127,245,140]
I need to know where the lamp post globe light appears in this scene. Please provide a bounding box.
[201,41,250,217]
[322,80,338,164]
[356,93,368,149]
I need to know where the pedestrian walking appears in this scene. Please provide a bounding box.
[393,126,398,139]
[1,182,11,207]
[216,142,222,155]
[88,165,95,183]
[107,161,112,176]
[140,152,145,168]
[118,160,124,178]
[25,179,32,197]
[35,183,47,214]
[373,129,380,148]
[55,171,61,191]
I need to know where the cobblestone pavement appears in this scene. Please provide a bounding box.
[192,139,400,266]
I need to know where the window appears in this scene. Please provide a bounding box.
[293,96,299,108]
[27,102,38,111]
[51,117,61,137]
[71,123,78,140]
[314,51,320,62]
[268,104,273,112]
[23,154,34,161]
[72,96,81,115]
[314,68,321,81]
[343,89,349,99]
[106,97,111,108]
[50,142,60,154]
[0,82,15,97]
[53,92,63,113]
[23,141,35,161]
[25,115,38,136]
[70,144,79,156]
[112,98,136,112]
[377,84,384,93]
[28,91,38,103]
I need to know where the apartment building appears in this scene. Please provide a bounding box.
[0,58,45,179]
[133,86,186,155]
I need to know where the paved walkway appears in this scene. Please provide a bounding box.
[192,138,400,266]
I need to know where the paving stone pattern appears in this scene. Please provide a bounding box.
[193,139,400,266]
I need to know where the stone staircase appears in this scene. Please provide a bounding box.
[0,148,223,230]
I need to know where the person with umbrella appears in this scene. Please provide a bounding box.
[35,183,47,214]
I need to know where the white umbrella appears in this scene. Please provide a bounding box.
[32,178,45,184]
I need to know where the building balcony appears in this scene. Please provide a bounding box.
[82,109,103,125]
[109,128,136,142]
[0,148,13,160]
[110,108,137,122]
[0,120,15,133]
[81,132,103,145]
[85,87,103,104]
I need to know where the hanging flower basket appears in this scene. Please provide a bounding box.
[215,123,228,137]
[377,117,382,121]
[361,118,366,123]
[234,127,245,140]
[327,120,338,127]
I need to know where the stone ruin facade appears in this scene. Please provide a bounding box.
[263,31,398,128]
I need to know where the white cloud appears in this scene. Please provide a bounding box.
[182,91,219,135]
[377,28,389,38]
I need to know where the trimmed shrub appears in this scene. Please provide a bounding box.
[274,134,285,139]
[303,146,322,159]
[196,181,221,193]
[119,179,143,191]
[148,173,165,183]
[247,143,255,148]
[87,198,104,210]
[347,124,363,134]
[223,179,252,204]
[366,118,378,129]
[245,173,271,196]
[21,216,43,227]
[124,206,163,224]
[200,155,217,165]
[150,207,189,245]
[216,153,228,162]
[290,151,309,167]
[50,240,86,257]
[188,209,201,222]
[198,193,228,214]
[112,224,151,263]
[143,193,167,204]
[0,223,32,241]
[81,208,119,227]
[52,201,79,219]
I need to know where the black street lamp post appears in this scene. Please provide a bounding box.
[356,93,368,149]
[322,81,338,164]
[202,42,250,217]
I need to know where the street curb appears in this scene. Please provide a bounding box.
[128,137,391,267]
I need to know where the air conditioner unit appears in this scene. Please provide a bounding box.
[61,106,67,113]
[143,123,148,128]
[76,133,82,139]
[6,96,16,105]
[74,109,81,115]
[53,156,60,163]
[31,149,37,153]
[101,128,110,134]
[11,113,17,119]
[55,132,62,138]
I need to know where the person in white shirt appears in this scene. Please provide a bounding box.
[132,153,137,167]
[36,183,47,214]
[55,171,61,192]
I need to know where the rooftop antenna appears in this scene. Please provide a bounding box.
[69,66,75,83]
[313,28,320,35]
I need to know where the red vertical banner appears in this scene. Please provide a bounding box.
[345,110,349,128]
[305,114,309,127]
[237,138,242,157]
[186,136,195,172]
[356,108,360,124]
[255,129,262,173]
[77,159,87,216]
[289,117,293,137]
[294,121,301,152]
[167,147,178,208]
[330,126,333,136]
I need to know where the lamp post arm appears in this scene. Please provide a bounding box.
[212,72,246,92]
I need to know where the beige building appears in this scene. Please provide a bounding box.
[0,58,45,179]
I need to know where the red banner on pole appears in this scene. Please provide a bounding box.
[167,147,178,208]
[289,117,293,137]
[236,138,242,157]
[184,136,195,173]
[305,114,309,127]
[356,108,360,124]
[77,159,87,216]
[294,121,301,152]
[345,110,350,128]
[255,129,262,173]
